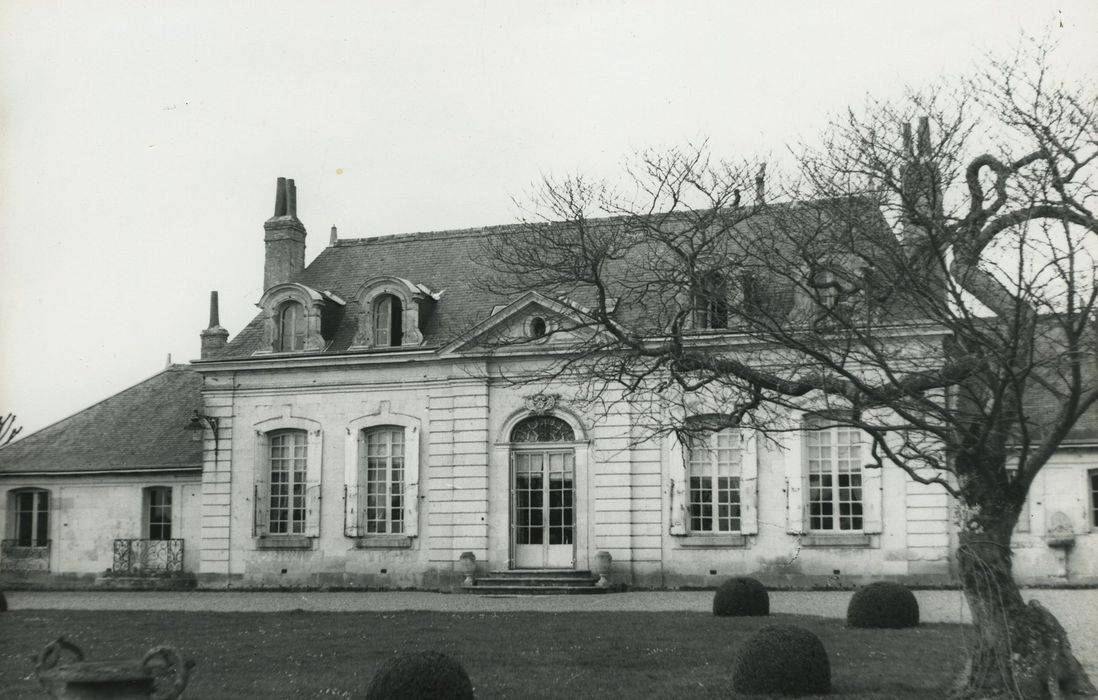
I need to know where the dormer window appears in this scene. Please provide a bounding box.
[351,276,438,350]
[692,271,728,330]
[256,283,345,355]
[374,294,404,347]
[813,270,840,309]
[277,301,306,351]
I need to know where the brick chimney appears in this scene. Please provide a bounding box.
[200,291,230,359]
[263,177,307,290]
[899,117,942,249]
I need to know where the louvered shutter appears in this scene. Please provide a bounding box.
[304,428,323,537]
[739,431,759,535]
[404,425,420,538]
[253,431,270,536]
[668,433,688,535]
[785,413,807,535]
[344,429,364,537]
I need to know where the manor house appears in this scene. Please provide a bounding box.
[1,177,1095,590]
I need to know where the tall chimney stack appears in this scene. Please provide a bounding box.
[263,177,307,290]
[899,117,942,249]
[200,291,230,359]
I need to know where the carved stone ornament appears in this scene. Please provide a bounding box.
[523,393,560,415]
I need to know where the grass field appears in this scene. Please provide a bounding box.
[0,610,970,698]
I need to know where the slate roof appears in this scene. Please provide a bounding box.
[206,201,1098,445]
[215,223,541,357]
[213,199,891,359]
[0,365,203,475]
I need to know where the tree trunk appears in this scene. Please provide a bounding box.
[954,526,1095,699]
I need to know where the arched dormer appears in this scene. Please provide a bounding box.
[256,282,345,354]
[351,276,437,349]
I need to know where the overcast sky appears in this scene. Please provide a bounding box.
[1,1,1096,436]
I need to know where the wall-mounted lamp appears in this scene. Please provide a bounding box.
[187,411,219,433]
[187,410,220,461]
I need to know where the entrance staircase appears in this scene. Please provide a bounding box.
[465,569,607,595]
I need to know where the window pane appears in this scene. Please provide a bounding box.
[363,427,406,535]
[686,428,741,533]
[269,431,307,535]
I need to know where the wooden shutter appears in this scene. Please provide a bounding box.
[344,429,364,537]
[253,481,270,537]
[304,428,323,537]
[375,296,390,346]
[861,431,883,533]
[785,413,807,535]
[739,430,759,535]
[253,431,271,536]
[344,485,363,537]
[668,433,687,535]
[404,425,420,538]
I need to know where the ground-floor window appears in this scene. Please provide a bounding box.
[13,489,49,546]
[145,486,172,540]
[805,417,863,532]
[364,426,405,534]
[1090,469,1098,528]
[268,429,308,535]
[686,428,741,533]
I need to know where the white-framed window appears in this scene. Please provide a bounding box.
[805,416,863,532]
[692,271,728,330]
[252,418,323,542]
[344,412,421,541]
[145,486,173,540]
[12,488,50,546]
[1090,469,1098,530]
[686,429,742,533]
[374,294,404,347]
[669,425,758,538]
[268,429,308,535]
[813,270,840,310]
[351,277,434,349]
[257,282,344,354]
[277,301,306,352]
[363,426,405,534]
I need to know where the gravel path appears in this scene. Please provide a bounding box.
[7,588,1097,677]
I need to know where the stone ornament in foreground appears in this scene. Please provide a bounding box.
[35,637,193,700]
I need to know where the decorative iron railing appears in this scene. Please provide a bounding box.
[1,539,51,573]
[112,539,185,574]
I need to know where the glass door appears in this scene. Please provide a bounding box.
[512,449,574,568]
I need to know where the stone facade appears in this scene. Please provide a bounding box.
[3,176,1096,590]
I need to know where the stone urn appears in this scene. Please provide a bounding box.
[593,550,613,588]
[35,637,193,700]
[457,551,477,587]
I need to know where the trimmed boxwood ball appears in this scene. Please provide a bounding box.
[712,576,769,616]
[365,651,474,700]
[847,581,920,629]
[733,624,831,696]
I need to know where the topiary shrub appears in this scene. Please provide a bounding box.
[365,650,474,700]
[733,624,830,696]
[712,576,769,616]
[847,580,920,629]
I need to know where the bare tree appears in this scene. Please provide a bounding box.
[0,413,21,446]
[481,42,1096,698]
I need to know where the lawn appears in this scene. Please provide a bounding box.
[0,610,969,698]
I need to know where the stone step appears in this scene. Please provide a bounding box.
[464,584,608,596]
[464,568,607,595]
[473,576,597,587]
[486,569,595,579]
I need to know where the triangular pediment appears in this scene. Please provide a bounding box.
[440,291,607,355]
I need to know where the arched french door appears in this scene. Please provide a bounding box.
[510,415,575,569]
